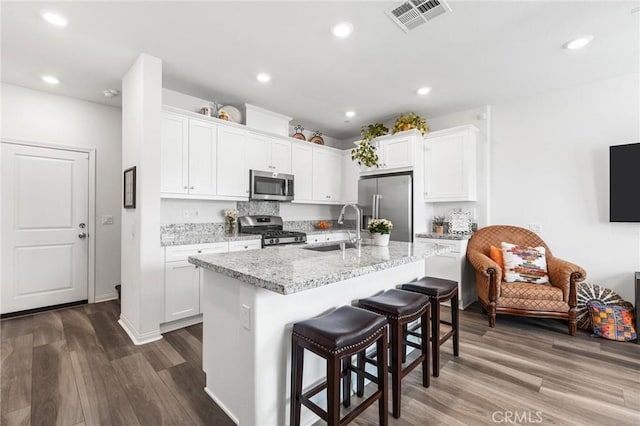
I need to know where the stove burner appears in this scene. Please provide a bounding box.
[238,215,307,247]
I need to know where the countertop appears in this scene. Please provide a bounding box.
[415,232,472,241]
[162,232,261,246]
[189,240,452,295]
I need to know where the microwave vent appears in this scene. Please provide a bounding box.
[386,0,452,33]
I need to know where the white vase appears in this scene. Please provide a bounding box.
[372,232,390,246]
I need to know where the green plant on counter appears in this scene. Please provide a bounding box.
[433,216,446,226]
[351,140,379,168]
[368,218,394,235]
[392,112,429,136]
[361,122,389,142]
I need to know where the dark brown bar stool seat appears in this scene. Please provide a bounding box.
[399,277,459,377]
[290,305,389,426]
[357,289,430,419]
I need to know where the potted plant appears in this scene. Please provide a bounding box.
[392,112,429,135]
[433,216,445,234]
[351,122,389,168]
[368,218,393,246]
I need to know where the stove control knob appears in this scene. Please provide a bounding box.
[275,238,280,244]
[269,239,274,244]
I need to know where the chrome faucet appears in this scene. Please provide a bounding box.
[338,203,362,245]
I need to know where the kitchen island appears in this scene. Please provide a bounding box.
[189,240,450,426]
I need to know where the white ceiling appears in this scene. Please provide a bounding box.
[2,1,638,139]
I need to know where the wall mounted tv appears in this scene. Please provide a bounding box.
[610,142,640,222]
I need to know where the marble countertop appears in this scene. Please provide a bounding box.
[189,240,452,295]
[415,232,472,240]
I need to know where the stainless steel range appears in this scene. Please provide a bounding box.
[238,215,307,247]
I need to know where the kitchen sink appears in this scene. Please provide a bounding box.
[303,242,356,252]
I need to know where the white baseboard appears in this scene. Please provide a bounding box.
[118,314,162,345]
[94,293,118,303]
[160,314,203,333]
[204,387,239,425]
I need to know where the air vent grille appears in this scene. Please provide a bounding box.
[386,0,452,33]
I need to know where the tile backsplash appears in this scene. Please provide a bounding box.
[236,201,279,217]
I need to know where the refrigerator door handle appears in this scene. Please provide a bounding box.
[372,194,378,219]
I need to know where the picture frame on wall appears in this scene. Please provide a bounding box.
[123,166,136,209]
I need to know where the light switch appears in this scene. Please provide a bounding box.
[101,215,114,225]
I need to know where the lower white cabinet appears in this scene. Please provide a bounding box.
[164,240,259,325]
[307,232,350,244]
[418,237,476,309]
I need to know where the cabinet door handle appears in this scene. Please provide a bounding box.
[244,245,248,249]
[197,250,202,254]
[190,186,194,190]
[183,186,188,190]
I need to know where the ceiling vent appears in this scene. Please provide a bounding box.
[386,0,452,32]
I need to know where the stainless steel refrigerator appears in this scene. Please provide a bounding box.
[358,172,413,242]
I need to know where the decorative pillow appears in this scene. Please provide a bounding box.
[489,245,505,278]
[501,242,549,284]
[588,302,637,342]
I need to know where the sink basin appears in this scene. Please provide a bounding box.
[303,242,356,252]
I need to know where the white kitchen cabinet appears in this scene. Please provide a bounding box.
[291,143,313,202]
[312,147,342,203]
[161,113,189,194]
[228,239,262,252]
[418,237,476,309]
[188,119,217,196]
[341,150,359,203]
[246,133,292,174]
[307,232,350,244]
[164,240,260,326]
[378,135,414,169]
[423,125,478,202]
[217,126,249,198]
[161,114,217,197]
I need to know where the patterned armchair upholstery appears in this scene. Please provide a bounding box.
[467,225,586,335]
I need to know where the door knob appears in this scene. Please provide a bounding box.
[78,232,87,239]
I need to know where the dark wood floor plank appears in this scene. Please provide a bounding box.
[185,323,203,342]
[111,352,191,425]
[32,311,64,347]
[59,306,103,353]
[87,310,138,361]
[31,340,84,426]
[1,334,33,421]
[158,362,234,426]
[1,316,33,341]
[69,348,140,426]
[163,329,202,368]
[139,338,186,372]
[1,406,30,426]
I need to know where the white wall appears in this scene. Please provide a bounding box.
[120,54,164,342]
[1,83,122,301]
[490,73,640,301]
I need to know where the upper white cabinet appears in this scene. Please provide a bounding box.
[161,113,189,194]
[291,143,313,201]
[161,114,217,196]
[312,147,342,203]
[423,125,478,202]
[378,135,414,170]
[246,133,292,174]
[217,126,249,198]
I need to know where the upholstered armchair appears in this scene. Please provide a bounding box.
[466,225,586,335]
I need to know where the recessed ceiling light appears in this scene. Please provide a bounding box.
[256,73,271,83]
[345,111,356,118]
[103,89,120,98]
[42,12,67,27]
[41,75,60,85]
[416,87,432,95]
[562,35,594,50]
[332,22,354,38]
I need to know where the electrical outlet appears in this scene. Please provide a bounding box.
[529,224,542,233]
[101,214,114,225]
[241,304,251,331]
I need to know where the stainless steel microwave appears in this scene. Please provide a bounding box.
[249,170,294,201]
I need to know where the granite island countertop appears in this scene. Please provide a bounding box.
[415,232,472,240]
[189,240,452,295]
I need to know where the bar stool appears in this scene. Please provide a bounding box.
[357,289,430,419]
[399,277,459,377]
[290,306,388,426]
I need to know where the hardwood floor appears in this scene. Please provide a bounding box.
[1,301,639,425]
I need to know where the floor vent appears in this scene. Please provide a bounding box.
[386,0,452,32]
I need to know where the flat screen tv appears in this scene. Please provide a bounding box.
[610,143,640,222]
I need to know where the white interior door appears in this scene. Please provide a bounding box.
[1,143,89,314]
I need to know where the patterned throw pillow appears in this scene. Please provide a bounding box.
[501,242,550,284]
[588,302,637,342]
